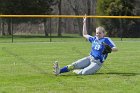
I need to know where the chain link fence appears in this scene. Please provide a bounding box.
[0,16,140,43]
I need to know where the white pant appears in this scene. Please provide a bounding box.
[72,56,102,75]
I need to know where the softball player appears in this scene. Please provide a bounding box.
[53,15,118,75]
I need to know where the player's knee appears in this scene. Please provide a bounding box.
[67,65,74,71]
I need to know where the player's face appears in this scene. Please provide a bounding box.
[96,29,104,39]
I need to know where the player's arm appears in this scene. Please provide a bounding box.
[106,37,118,52]
[83,14,91,39]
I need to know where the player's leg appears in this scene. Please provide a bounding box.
[59,56,90,73]
[70,56,90,69]
[82,62,102,75]
[73,58,102,75]
[53,56,90,75]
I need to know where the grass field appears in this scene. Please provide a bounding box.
[0,37,140,93]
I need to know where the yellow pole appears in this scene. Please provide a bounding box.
[0,15,140,18]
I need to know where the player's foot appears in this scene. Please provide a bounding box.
[53,61,60,75]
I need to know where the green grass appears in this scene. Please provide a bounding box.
[0,34,140,43]
[0,38,140,93]
[0,34,84,43]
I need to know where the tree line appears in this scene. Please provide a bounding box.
[0,0,139,37]
[97,0,140,37]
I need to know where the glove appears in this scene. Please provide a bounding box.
[102,42,112,54]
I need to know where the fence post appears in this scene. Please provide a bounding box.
[49,18,52,42]
[11,18,13,43]
[120,18,123,41]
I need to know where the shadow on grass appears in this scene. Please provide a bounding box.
[59,72,140,77]
[96,72,140,76]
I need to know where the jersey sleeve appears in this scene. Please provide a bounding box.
[88,36,96,43]
[105,37,116,48]
[83,35,95,43]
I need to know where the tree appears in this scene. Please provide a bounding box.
[58,0,62,36]
[0,0,56,35]
[67,0,83,36]
[96,0,137,37]
[0,0,55,15]
[67,0,97,36]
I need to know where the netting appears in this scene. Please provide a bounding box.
[0,15,140,43]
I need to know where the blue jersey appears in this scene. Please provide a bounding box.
[88,36,116,63]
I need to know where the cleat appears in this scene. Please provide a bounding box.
[53,61,60,75]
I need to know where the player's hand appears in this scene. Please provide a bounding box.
[83,14,87,23]
[102,42,112,54]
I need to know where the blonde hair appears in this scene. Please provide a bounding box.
[96,26,106,33]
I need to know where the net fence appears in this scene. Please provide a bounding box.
[0,15,140,43]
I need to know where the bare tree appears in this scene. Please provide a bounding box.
[67,0,83,36]
[1,20,5,35]
[67,0,97,35]
[49,0,97,36]
[58,0,62,36]
[43,19,48,36]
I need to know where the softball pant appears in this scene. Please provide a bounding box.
[71,56,102,75]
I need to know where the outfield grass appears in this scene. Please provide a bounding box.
[0,38,140,93]
[0,34,140,43]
